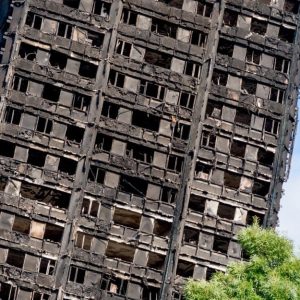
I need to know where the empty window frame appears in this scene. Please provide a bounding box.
[194,162,212,180]
[160,187,177,203]
[252,179,270,197]
[283,0,299,14]
[206,267,217,280]
[201,130,216,148]
[49,50,68,70]
[278,26,295,43]
[58,157,77,175]
[142,286,160,300]
[27,148,46,167]
[230,140,246,158]
[132,110,160,132]
[63,0,80,9]
[0,139,15,158]
[116,40,132,57]
[274,57,290,73]
[206,101,222,118]
[103,94,121,114]
[213,235,230,254]
[57,21,72,39]
[173,122,190,140]
[94,133,113,152]
[44,223,64,242]
[88,165,105,184]
[183,227,199,245]
[108,69,125,88]
[105,240,135,262]
[12,215,31,234]
[144,49,172,69]
[79,61,98,79]
[167,154,184,173]
[121,8,137,25]
[93,0,111,17]
[39,257,56,275]
[6,249,25,268]
[42,84,61,102]
[119,174,148,197]
[197,0,213,17]
[212,69,228,86]
[87,31,105,47]
[188,194,206,213]
[100,275,128,296]
[75,232,93,250]
[69,266,86,284]
[139,79,166,101]
[179,92,195,109]
[158,0,183,8]
[81,198,100,217]
[19,42,37,61]
[184,61,201,78]
[25,11,42,29]
[126,142,154,163]
[153,219,172,237]
[4,106,22,125]
[257,148,274,167]
[12,75,28,92]
[151,17,177,38]
[246,48,261,65]
[20,182,70,209]
[0,283,17,300]
[33,292,50,300]
[223,9,238,27]
[147,252,165,270]
[113,207,141,229]
[246,210,264,225]
[224,171,241,189]
[251,18,268,35]
[217,203,235,220]
[36,116,53,134]
[269,87,284,103]
[72,93,91,112]
[241,78,257,95]
[217,38,234,56]
[234,108,251,126]
[65,125,85,144]
[264,117,280,135]
[176,260,194,277]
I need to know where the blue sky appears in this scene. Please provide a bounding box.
[278,115,300,252]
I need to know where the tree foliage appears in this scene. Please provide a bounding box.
[184,221,300,300]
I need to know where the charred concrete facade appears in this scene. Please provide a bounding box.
[0,0,299,299]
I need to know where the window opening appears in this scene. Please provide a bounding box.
[4,106,22,125]
[126,142,154,163]
[213,235,230,254]
[188,194,206,213]
[224,171,241,189]
[94,133,113,152]
[217,203,235,220]
[119,174,148,197]
[25,12,42,29]
[58,157,77,175]
[183,227,199,245]
[75,232,93,250]
[39,257,55,275]
[132,110,160,132]
[88,165,105,184]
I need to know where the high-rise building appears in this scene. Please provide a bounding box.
[0,0,299,299]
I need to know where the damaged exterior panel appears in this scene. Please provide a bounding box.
[0,0,299,299]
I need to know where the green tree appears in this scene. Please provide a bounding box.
[184,221,300,300]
